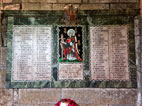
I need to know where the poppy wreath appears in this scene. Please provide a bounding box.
[55,98,78,106]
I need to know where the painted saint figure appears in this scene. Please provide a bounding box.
[60,29,82,61]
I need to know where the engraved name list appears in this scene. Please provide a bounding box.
[12,26,52,81]
[90,25,129,81]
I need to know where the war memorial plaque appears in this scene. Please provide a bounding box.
[12,26,52,81]
[58,26,84,80]
[59,63,83,80]
[109,26,129,80]
[90,25,129,81]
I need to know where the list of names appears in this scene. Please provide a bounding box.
[12,26,52,81]
[90,25,129,80]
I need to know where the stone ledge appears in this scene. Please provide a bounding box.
[62,88,137,105]
[19,89,62,104]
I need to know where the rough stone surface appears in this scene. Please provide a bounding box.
[62,88,101,105]
[62,88,137,105]
[3,0,13,3]
[28,0,45,2]
[80,4,109,10]
[52,4,65,10]
[44,0,57,3]
[89,0,109,3]
[22,0,29,2]
[3,4,20,10]
[0,70,5,88]
[0,47,6,65]
[0,89,13,106]
[19,89,61,104]
[82,0,88,3]
[58,0,81,3]
[109,89,137,104]
[41,3,52,10]
[89,0,120,3]
[119,0,138,2]
[110,4,139,9]
[22,3,40,10]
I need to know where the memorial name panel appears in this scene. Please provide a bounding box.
[90,27,109,80]
[109,26,129,80]
[59,63,83,80]
[12,26,52,81]
[90,25,129,81]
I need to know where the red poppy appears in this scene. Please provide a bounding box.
[55,99,78,106]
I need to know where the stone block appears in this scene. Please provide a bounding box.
[110,89,137,104]
[41,3,52,10]
[109,0,119,2]
[89,0,119,3]
[62,88,101,105]
[22,0,29,2]
[53,4,80,10]
[38,104,54,106]
[89,0,109,3]
[52,4,65,10]
[44,0,57,3]
[119,0,138,2]
[0,89,13,106]
[22,3,40,10]
[29,0,45,2]
[100,89,113,104]
[19,89,61,104]
[0,47,6,65]
[58,0,81,3]
[82,0,88,3]
[0,70,5,88]
[125,4,139,9]
[80,4,109,10]
[3,0,13,3]
[15,104,54,106]
[62,88,137,105]
[3,4,20,10]
[29,0,57,3]
[110,4,139,9]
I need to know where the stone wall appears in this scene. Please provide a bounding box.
[0,0,139,10]
[0,0,140,106]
